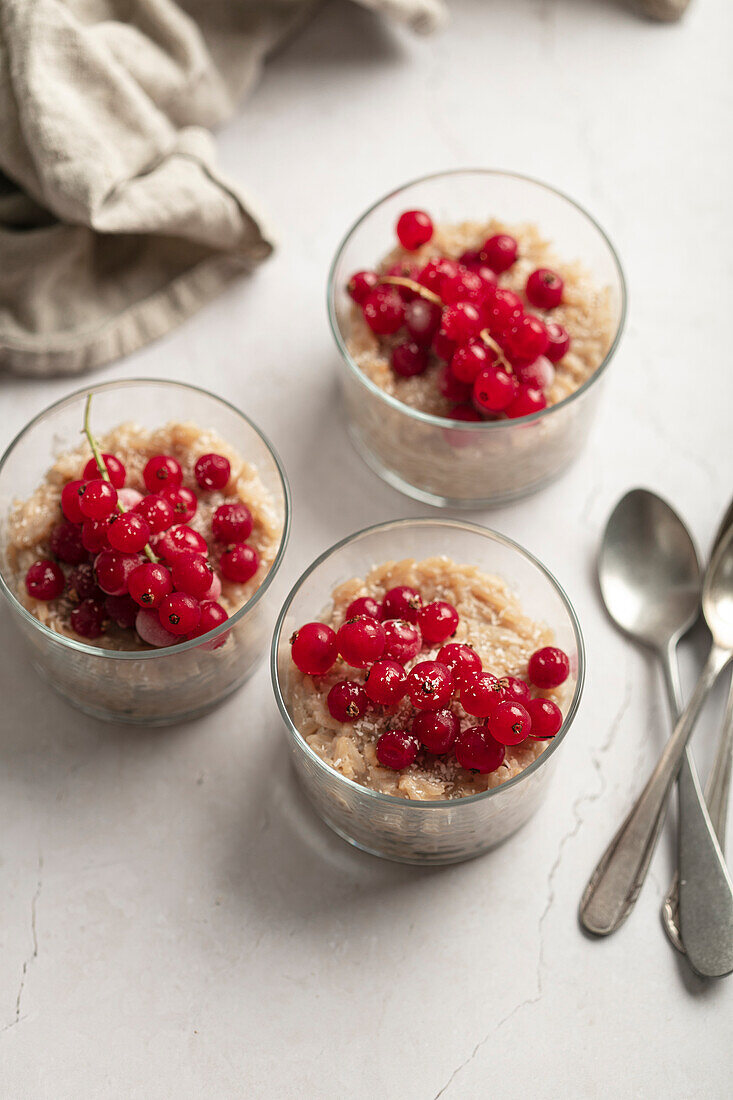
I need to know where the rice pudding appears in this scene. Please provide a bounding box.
[286,555,572,802]
[5,420,282,650]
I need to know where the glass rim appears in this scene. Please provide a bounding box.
[326,167,627,430]
[270,516,586,809]
[0,377,292,661]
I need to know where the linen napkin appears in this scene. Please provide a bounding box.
[0,0,446,378]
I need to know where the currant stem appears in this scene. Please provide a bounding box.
[479,329,513,373]
[378,275,442,306]
[83,394,157,563]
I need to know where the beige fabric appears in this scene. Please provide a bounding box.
[0,0,446,377]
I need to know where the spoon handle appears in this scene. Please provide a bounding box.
[704,674,733,852]
[662,674,733,956]
[580,644,731,936]
[677,733,733,977]
[658,642,688,953]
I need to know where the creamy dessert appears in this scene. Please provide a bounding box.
[286,556,572,801]
[6,418,282,650]
[345,209,614,421]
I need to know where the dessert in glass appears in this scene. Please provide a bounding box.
[272,519,584,864]
[0,380,290,724]
[328,169,626,508]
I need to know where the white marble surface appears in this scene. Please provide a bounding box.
[1,1,732,1096]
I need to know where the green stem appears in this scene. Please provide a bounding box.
[83,393,157,563]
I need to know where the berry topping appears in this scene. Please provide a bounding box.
[190,601,230,647]
[212,502,253,543]
[514,355,555,392]
[128,562,174,608]
[70,598,106,639]
[500,676,531,705]
[105,593,139,629]
[159,486,197,524]
[81,516,113,554]
[440,267,486,305]
[82,453,126,489]
[364,660,408,706]
[481,234,518,273]
[382,585,422,623]
[79,478,117,520]
[489,700,532,746]
[473,365,519,415]
[505,314,548,364]
[485,288,523,335]
[505,385,547,419]
[438,366,471,404]
[202,571,222,603]
[67,562,99,602]
[135,608,179,648]
[405,298,441,344]
[417,600,459,645]
[143,455,183,494]
[61,479,87,524]
[159,592,201,636]
[25,559,64,601]
[107,512,150,554]
[412,709,460,754]
[441,301,483,343]
[363,286,405,335]
[194,453,231,492]
[450,340,491,385]
[437,643,482,685]
[419,257,458,293]
[219,542,259,583]
[396,209,434,251]
[382,619,422,664]
[170,552,215,600]
[135,494,176,534]
[405,661,453,711]
[327,680,370,723]
[50,521,87,565]
[154,524,207,560]
[459,249,482,268]
[117,488,144,511]
[460,672,501,718]
[348,270,379,304]
[526,268,564,310]
[94,550,141,596]
[392,341,428,378]
[291,623,338,676]
[375,730,419,770]
[431,326,457,362]
[337,615,386,668]
[528,645,570,688]
[345,595,383,621]
[526,697,563,740]
[454,726,506,773]
[544,322,571,363]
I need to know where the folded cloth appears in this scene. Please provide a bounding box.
[0,0,446,378]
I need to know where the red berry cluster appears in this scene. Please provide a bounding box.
[24,431,259,649]
[347,208,571,424]
[290,584,570,774]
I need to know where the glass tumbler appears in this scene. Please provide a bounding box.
[271,518,584,865]
[328,169,626,508]
[0,380,290,725]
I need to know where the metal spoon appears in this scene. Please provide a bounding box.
[588,490,702,942]
[662,499,733,951]
[581,502,733,976]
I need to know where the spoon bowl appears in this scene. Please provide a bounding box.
[705,526,733,650]
[599,489,701,652]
